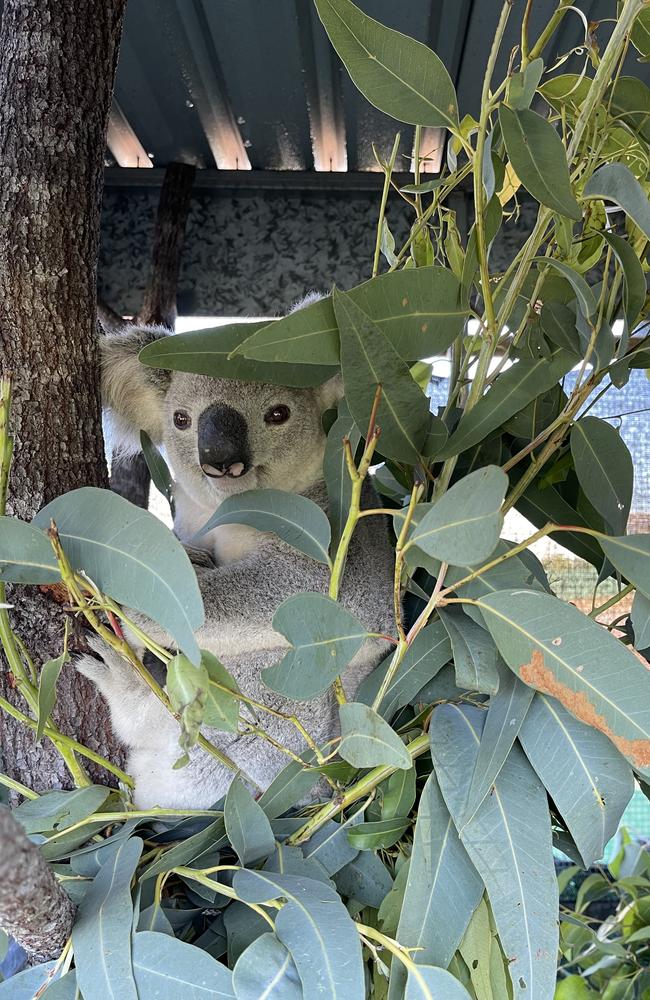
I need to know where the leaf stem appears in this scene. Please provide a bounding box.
[372,133,401,278]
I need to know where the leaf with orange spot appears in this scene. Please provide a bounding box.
[475,589,650,778]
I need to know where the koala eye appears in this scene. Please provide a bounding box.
[264,404,291,426]
[173,410,192,430]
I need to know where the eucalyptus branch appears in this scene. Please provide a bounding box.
[372,133,401,278]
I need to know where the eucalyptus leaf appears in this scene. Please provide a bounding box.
[499,105,581,220]
[430,705,558,1000]
[584,162,650,239]
[439,606,501,695]
[408,466,507,567]
[233,870,365,999]
[339,702,412,769]
[333,286,430,463]
[477,589,650,778]
[347,818,410,850]
[405,966,474,1000]
[533,258,598,318]
[167,653,209,758]
[0,963,56,999]
[224,776,275,866]
[600,229,647,328]
[203,652,241,733]
[36,649,69,742]
[539,302,581,355]
[262,593,367,700]
[132,930,235,999]
[257,752,321,820]
[388,773,483,1000]
[196,489,331,566]
[72,837,143,1000]
[570,417,633,535]
[33,488,204,664]
[439,349,577,459]
[314,0,458,128]
[508,58,545,110]
[335,850,393,908]
[140,429,175,518]
[519,693,634,866]
[463,665,535,821]
[324,400,361,548]
[302,812,362,874]
[0,516,59,584]
[139,320,337,387]
[356,619,452,720]
[632,590,650,649]
[381,766,416,820]
[235,267,466,366]
[13,785,111,835]
[232,933,302,1000]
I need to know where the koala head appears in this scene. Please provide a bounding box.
[101,326,342,507]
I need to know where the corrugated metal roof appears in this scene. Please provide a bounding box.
[108,0,650,180]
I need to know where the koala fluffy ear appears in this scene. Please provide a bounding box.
[317,373,345,412]
[100,325,172,455]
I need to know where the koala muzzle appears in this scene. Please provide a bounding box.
[198,404,251,479]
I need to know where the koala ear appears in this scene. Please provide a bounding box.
[101,325,172,455]
[316,373,345,412]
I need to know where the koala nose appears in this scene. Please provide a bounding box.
[198,404,250,479]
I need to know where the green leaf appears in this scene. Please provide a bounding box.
[584,163,650,240]
[0,963,57,999]
[459,898,499,1000]
[538,74,591,115]
[196,488,331,565]
[132,931,235,998]
[72,837,143,1000]
[13,786,111,835]
[357,619,451,720]
[234,267,466,366]
[406,967,474,1000]
[233,870,365,999]
[600,230,647,329]
[0,516,60,583]
[431,705,558,1000]
[461,196,503,299]
[334,851,394,908]
[139,320,337,387]
[324,399,361,548]
[140,430,175,519]
[257,752,321,820]
[508,58,545,110]
[555,976,594,1000]
[36,647,70,742]
[539,302,581,355]
[570,417,633,535]
[262,593,367,700]
[409,466,507,567]
[224,775,275,866]
[463,665,535,820]
[348,817,410,850]
[519,694,634,867]
[333,286,430,463]
[381,766,416,820]
[203,652,241,733]
[232,933,301,1000]
[610,77,650,144]
[314,0,458,128]
[600,535,650,606]
[439,349,577,459]
[166,653,209,760]
[339,702,412,769]
[439,607,501,695]
[477,589,650,778]
[632,590,650,649]
[516,481,605,568]
[499,105,581,220]
[33,488,204,664]
[388,773,483,1000]
[533,258,598,318]
[631,8,650,56]
[141,818,227,879]
[302,813,362,874]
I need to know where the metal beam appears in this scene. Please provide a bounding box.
[103,167,451,192]
[106,100,152,169]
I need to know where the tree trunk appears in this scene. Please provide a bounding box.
[110,161,196,508]
[0,0,127,792]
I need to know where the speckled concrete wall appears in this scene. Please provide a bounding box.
[98,186,537,317]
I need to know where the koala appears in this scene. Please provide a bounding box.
[77,315,396,809]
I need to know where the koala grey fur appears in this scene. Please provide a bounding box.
[77,316,396,810]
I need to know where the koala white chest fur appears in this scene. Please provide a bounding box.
[77,321,395,810]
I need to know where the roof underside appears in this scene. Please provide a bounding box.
[107,0,650,180]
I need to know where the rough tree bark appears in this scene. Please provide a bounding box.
[0,808,75,963]
[0,0,127,792]
[108,161,196,508]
